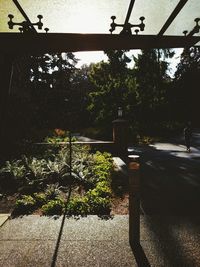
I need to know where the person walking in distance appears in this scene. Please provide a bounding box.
[184,122,192,152]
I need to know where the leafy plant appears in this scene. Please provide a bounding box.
[34,192,47,206]
[14,195,36,214]
[45,183,61,200]
[86,191,111,215]
[44,129,77,144]
[41,198,65,215]
[67,196,89,216]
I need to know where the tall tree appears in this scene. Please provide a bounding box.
[133,49,173,130]
[174,47,200,124]
[87,50,137,131]
[29,52,78,129]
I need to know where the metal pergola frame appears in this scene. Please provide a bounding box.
[0,0,199,53]
[0,33,199,53]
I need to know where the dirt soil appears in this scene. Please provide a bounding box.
[0,194,18,213]
[111,194,129,215]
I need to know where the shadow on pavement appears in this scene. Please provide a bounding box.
[138,141,200,215]
[131,243,151,267]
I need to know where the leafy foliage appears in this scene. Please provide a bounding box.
[1,144,113,216]
[173,47,200,123]
[87,50,136,129]
[67,196,90,216]
[14,195,36,214]
[41,198,65,215]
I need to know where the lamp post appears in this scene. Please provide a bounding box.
[112,107,128,160]
[118,106,123,118]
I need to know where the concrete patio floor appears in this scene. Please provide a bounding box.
[0,214,200,267]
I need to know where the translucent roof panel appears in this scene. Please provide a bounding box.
[0,0,200,36]
[165,0,200,36]
[0,0,129,34]
[129,0,180,35]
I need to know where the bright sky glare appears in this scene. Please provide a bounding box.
[74,48,183,77]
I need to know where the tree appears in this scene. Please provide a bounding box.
[133,49,174,132]
[173,47,200,124]
[87,50,137,132]
[29,52,79,130]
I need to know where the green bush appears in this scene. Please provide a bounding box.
[45,183,61,200]
[0,160,26,192]
[87,193,111,215]
[2,144,114,216]
[92,151,113,183]
[41,198,65,215]
[94,181,112,197]
[67,196,90,216]
[33,192,47,206]
[14,195,36,214]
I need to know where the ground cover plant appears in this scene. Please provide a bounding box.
[0,142,114,217]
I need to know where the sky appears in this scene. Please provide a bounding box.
[74,48,183,77]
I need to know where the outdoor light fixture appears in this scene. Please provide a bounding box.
[118,107,123,118]
[8,14,49,33]
[183,17,200,37]
[109,16,145,35]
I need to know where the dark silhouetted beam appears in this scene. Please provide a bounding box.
[0,33,199,54]
[158,0,188,37]
[13,0,37,33]
[124,0,136,24]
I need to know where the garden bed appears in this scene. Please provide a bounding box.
[0,144,129,216]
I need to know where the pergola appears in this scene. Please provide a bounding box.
[0,0,200,53]
[0,1,200,248]
[0,0,200,147]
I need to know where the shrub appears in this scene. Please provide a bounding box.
[45,183,61,200]
[44,129,77,144]
[33,192,47,206]
[86,185,111,215]
[94,181,112,197]
[14,195,36,214]
[67,196,89,216]
[92,151,113,183]
[2,143,114,216]
[0,160,26,192]
[87,193,111,215]
[41,198,65,215]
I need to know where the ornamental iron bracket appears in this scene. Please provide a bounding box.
[109,16,145,35]
[8,14,49,33]
[183,17,200,37]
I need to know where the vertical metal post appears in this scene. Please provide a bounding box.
[112,118,128,159]
[0,54,14,160]
[69,130,72,179]
[128,154,140,246]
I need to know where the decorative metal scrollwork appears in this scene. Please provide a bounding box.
[8,14,49,33]
[109,16,145,35]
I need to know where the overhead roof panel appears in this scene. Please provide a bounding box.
[165,0,200,36]
[129,0,180,35]
[0,0,130,34]
[0,0,196,35]
[0,0,199,51]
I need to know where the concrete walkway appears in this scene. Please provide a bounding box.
[0,215,200,267]
[0,214,9,227]
[132,130,200,215]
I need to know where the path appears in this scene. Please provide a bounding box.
[133,130,200,215]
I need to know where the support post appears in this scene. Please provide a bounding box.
[0,54,13,160]
[112,117,128,159]
[128,154,140,246]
